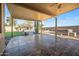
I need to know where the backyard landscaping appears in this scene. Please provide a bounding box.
[5,32,23,45]
[5,32,23,37]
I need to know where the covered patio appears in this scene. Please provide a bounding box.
[3,3,79,56]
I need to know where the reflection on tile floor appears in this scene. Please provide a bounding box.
[4,34,79,56]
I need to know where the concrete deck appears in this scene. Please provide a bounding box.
[5,34,79,56]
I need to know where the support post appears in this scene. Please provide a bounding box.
[41,21,42,34]
[9,4,14,37]
[55,17,57,51]
[34,21,37,34]
[0,3,5,56]
[11,17,13,37]
[35,21,39,34]
[0,4,2,33]
[37,21,39,34]
[1,3,5,35]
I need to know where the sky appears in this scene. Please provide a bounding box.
[5,4,79,27]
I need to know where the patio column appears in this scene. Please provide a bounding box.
[2,4,5,36]
[34,21,39,34]
[41,21,42,34]
[37,21,39,33]
[34,21,36,33]
[11,17,13,37]
[10,4,14,37]
[55,17,57,51]
[0,4,2,33]
[0,3,5,56]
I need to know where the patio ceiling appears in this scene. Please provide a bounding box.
[7,3,79,21]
